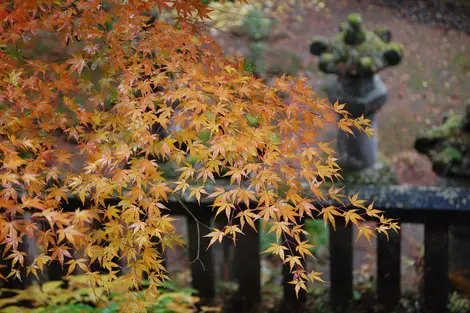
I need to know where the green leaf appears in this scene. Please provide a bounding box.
[246,114,261,127]
[243,58,255,73]
[442,146,463,161]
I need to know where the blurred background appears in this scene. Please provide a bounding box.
[2,1,470,312]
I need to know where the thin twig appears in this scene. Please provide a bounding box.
[178,200,211,271]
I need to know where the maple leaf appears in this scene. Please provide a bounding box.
[6,269,22,282]
[235,209,258,231]
[36,230,56,250]
[57,226,85,247]
[49,245,73,265]
[365,202,384,219]
[26,264,41,280]
[213,200,234,219]
[349,194,367,210]
[86,245,105,264]
[2,154,27,171]
[65,259,89,276]
[288,279,308,298]
[104,205,121,220]
[284,255,302,271]
[343,209,365,227]
[223,167,246,185]
[224,225,244,244]
[204,228,225,249]
[5,250,27,267]
[389,221,400,233]
[376,225,391,240]
[20,196,45,211]
[295,241,314,258]
[319,142,336,156]
[338,119,355,136]
[196,167,216,183]
[356,225,377,244]
[262,243,288,261]
[188,186,207,204]
[129,220,147,234]
[328,185,346,204]
[0,0,393,300]
[307,271,325,283]
[267,221,292,242]
[332,101,349,115]
[66,53,88,75]
[318,206,342,231]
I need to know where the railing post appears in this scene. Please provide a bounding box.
[187,204,215,300]
[377,222,401,310]
[234,219,261,311]
[329,222,353,311]
[424,218,449,313]
[47,260,68,282]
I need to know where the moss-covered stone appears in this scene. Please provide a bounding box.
[319,53,336,73]
[417,112,466,141]
[359,56,374,75]
[310,36,329,56]
[415,106,470,178]
[320,52,334,63]
[339,22,348,32]
[309,13,403,77]
[344,28,366,46]
[374,26,392,43]
[338,152,400,186]
[384,42,404,66]
[415,105,470,281]
[347,13,363,29]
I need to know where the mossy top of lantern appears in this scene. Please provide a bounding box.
[310,13,404,78]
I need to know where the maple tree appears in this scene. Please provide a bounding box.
[0,0,398,308]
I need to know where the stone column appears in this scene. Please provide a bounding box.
[329,75,388,171]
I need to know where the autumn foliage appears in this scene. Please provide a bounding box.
[0,0,398,307]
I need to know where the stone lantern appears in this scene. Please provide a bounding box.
[310,13,404,172]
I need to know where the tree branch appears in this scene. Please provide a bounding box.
[178,200,211,271]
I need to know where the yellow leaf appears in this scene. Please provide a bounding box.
[343,209,365,227]
[267,221,291,242]
[203,228,225,249]
[356,225,376,244]
[262,243,288,261]
[296,240,314,258]
[288,279,308,298]
[318,206,342,231]
[188,187,207,204]
[308,271,325,283]
[284,255,302,271]
[224,225,244,244]
[349,194,367,209]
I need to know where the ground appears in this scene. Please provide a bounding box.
[214,0,469,187]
